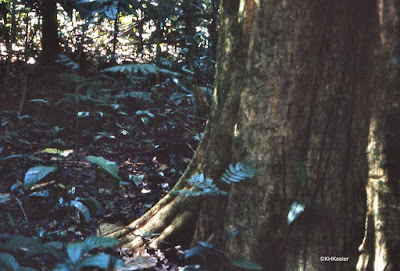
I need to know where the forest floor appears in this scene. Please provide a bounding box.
[0,62,211,270]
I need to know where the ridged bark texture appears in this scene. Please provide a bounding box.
[107,1,400,271]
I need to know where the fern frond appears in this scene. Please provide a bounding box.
[221,162,260,184]
[115,91,152,102]
[171,173,227,196]
[101,63,181,77]
[171,162,260,197]
[56,54,79,70]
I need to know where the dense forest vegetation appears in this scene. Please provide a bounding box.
[0,0,218,269]
[2,0,400,271]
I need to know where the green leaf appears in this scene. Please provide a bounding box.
[52,263,71,271]
[80,197,104,215]
[70,200,90,223]
[85,156,121,181]
[0,253,37,271]
[141,116,149,125]
[179,266,203,271]
[24,166,56,190]
[79,254,124,268]
[232,259,263,270]
[28,190,50,197]
[116,91,152,102]
[41,148,61,154]
[129,174,144,186]
[83,236,119,251]
[0,193,11,204]
[287,201,305,225]
[102,63,181,77]
[0,253,19,271]
[0,154,23,161]
[0,235,48,256]
[41,148,73,157]
[226,224,248,240]
[18,267,38,271]
[66,242,89,264]
[6,213,14,227]
[43,241,64,258]
[29,99,49,105]
[221,162,260,184]
[198,241,212,248]
[43,241,63,250]
[105,4,118,19]
[184,246,206,259]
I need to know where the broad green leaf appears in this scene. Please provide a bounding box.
[79,254,124,268]
[43,241,64,258]
[80,197,104,215]
[24,166,56,190]
[232,259,263,270]
[44,241,63,250]
[0,253,37,271]
[0,253,19,271]
[0,235,48,256]
[85,156,121,181]
[287,202,305,225]
[70,200,90,223]
[84,236,119,251]
[184,246,206,259]
[66,242,89,264]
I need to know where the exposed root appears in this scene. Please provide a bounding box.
[100,127,210,250]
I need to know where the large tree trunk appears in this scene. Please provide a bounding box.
[357,1,400,270]
[104,1,400,270]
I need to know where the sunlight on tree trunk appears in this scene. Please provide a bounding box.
[103,1,400,270]
[357,1,400,270]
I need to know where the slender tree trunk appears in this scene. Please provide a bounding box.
[105,1,400,270]
[41,0,59,60]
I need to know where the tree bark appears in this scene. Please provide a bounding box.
[41,0,59,61]
[357,1,400,270]
[104,1,400,270]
